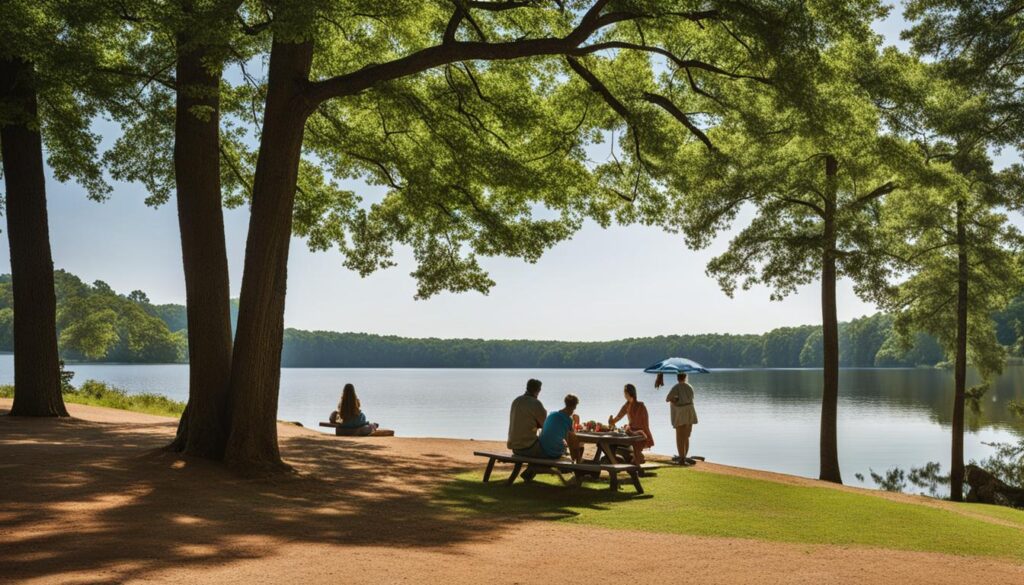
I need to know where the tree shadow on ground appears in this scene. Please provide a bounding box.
[0,411,640,583]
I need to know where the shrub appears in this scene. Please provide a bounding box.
[65,380,185,417]
[0,379,184,418]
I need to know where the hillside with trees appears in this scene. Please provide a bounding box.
[0,271,186,363]
[278,313,949,369]
[2,270,1009,369]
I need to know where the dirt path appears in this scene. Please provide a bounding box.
[1,400,1021,584]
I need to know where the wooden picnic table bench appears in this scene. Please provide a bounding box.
[575,431,647,467]
[473,451,644,493]
[318,422,395,437]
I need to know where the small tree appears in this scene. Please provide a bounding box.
[879,8,1024,500]
[876,149,1023,501]
[669,35,904,483]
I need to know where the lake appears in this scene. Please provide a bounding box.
[4,354,1022,492]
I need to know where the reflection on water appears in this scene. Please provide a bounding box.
[3,354,1021,489]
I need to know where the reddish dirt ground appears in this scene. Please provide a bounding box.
[1,400,1022,584]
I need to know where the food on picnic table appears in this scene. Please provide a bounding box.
[582,420,612,432]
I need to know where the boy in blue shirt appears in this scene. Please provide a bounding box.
[521,394,584,483]
[538,394,583,462]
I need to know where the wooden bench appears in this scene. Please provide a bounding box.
[473,451,644,493]
[319,422,395,437]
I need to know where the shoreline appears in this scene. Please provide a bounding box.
[0,398,1012,516]
[2,399,1022,584]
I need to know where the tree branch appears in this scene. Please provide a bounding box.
[565,56,649,198]
[444,4,467,44]
[565,57,646,167]
[219,142,253,197]
[442,2,485,44]
[685,67,725,106]
[97,64,176,92]
[305,0,628,107]
[238,14,272,36]
[564,57,630,121]
[642,92,715,150]
[851,181,897,208]
[572,41,770,83]
[466,1,537,10]
[774,195,825,218]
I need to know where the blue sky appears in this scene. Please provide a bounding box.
[2,4,1018,341]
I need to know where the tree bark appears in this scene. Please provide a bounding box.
[223,40,314,471]
[951,199,968,501]
[819,154,842,484]
[167,39,234,458]
[0,58,67,417]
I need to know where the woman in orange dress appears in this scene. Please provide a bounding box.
[609,383,654,463]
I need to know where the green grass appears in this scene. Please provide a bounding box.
[961,502,1024,528]
[439,467,1024,562]
[0,380,185,418]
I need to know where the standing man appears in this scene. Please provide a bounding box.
[508,378,547,457]
[666,372,698,465]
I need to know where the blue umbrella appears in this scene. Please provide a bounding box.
[644,357,710,389]
[643,357,711,375]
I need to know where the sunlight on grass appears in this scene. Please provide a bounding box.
[439,467,1024,561]
[961,502,1024,529]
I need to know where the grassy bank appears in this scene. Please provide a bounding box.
[441,467,1024,561]
[0,380,185,418]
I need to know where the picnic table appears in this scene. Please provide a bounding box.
[473,450,644,493]
[575,430,647,466]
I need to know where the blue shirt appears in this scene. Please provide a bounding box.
[538,411,572,458]
[339,411,368,428]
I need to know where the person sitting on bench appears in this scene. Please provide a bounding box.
[608,383,654,463]
[538,394,584,463]
[329,383,379,436]
[508,378,547,457]
[518,394,584,483]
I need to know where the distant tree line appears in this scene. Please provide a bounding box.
[278,314,949,369]
[7,271,1024,370]
[4,270,1024,369]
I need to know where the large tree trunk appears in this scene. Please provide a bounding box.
[0,58,67,418]
[951,200,968,501]
[167,39,234,458]
[819,154,842,484]
[223,40,314,471]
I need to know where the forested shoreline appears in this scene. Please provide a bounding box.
[277,315,945,368]
[5,270,1024,369]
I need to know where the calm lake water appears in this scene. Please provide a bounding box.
[4,354,1022,491]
